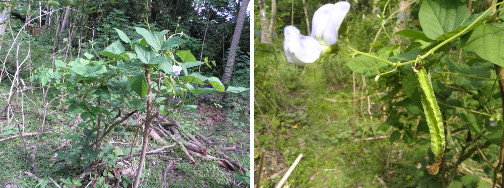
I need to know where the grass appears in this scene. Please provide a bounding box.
[0,83,250,187]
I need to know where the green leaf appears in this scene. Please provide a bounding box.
[68,102,85,113]
[462,23,504,67]
[99,41,125,59]
[183,105,197,112]
[184,61,205,68]
[344,55,387,77]
[390,50,423,62]
[83,52,94,60]
[114,28,130,44]
[39,68,53,86]
[402,74,419,99]
[226,86,249,93]
[113,146,125,156]
[135,45,156,64]
[87,63,107,77]
[435,11,490,40]
[55,60,66,68]
[208,77,225,92]
[398,98,423,115]
[135,27,163,51]
[419,0,467,40]
[483,130,502,146]
[182,75,205,85]
[500,8,504,21]
[151,56,170,65]
[459,110,482,133]
[162,36,184,50]
[177,50,197,63]
[81,112,96,121]
[390,131,401,143]
[93,86,110,99]
[158,60,174,74]
[460,175,480,187]
[128,75,148,98]
[395,30,432,41]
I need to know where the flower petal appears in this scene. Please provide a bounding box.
[283,26,322,64]
[311,1,350,45]
[171,65,182,75]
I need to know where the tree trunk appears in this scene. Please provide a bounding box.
[269,0,277,40]
[0,0,11,52]
[45,5,51,27]
[221,0,250,84]
[259,0,271,44]
[393,1,410,44]
[302,0,310,35]
[61,6,71,32]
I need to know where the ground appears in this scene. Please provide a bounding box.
[0,85,250,187]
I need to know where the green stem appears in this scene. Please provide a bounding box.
[399,2,503,66]
[346,45,396,66]
[433,70,504,81]
[438,102,492,117]
[344,2,504,68]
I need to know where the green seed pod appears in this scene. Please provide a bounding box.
[414,64,445,174]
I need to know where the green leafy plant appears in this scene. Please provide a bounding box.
[32,26,248,183]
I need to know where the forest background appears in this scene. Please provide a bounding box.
[0,0,251,187]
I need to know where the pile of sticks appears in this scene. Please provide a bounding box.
[149,116,248,173]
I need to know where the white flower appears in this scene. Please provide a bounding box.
[284,26,323,64]
[283,1,350,64]
[171,65,182,75]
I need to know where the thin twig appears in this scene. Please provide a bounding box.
[275,154,304,188]
[0,132,48,142]
[256,150,265,188]
[352,135,389,142]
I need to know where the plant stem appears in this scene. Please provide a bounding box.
[344,2,504,68]
[133,65,153,188]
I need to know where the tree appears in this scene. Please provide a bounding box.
[258,0,271,44]
[60,6,70,32]
[221,0,249,84]
[0,0,11,52]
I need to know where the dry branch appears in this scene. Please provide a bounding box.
[194,131,213,144]
[25,171,61,188]
[78,145,175,179]
[187,150,236,171]
[155,125,196,163]
[352,135,389,142]
[324,92,385,103]
[0,132,45,142]
[275,154,304,188]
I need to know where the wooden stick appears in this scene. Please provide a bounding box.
[0,132,44,142]
[275,154,304,188]
[194,131,213,144]
[24,171,61,188]
[77,145,175,179]
[156,125,196,163]
[256,150,265,188]
[324,92,385,103]
[352,135,389,142]
[48,177,62,188]
[195,130,248,172]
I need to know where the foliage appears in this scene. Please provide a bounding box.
[29,26,247,184]
[341,0,504,186]
[256,0,504,186]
